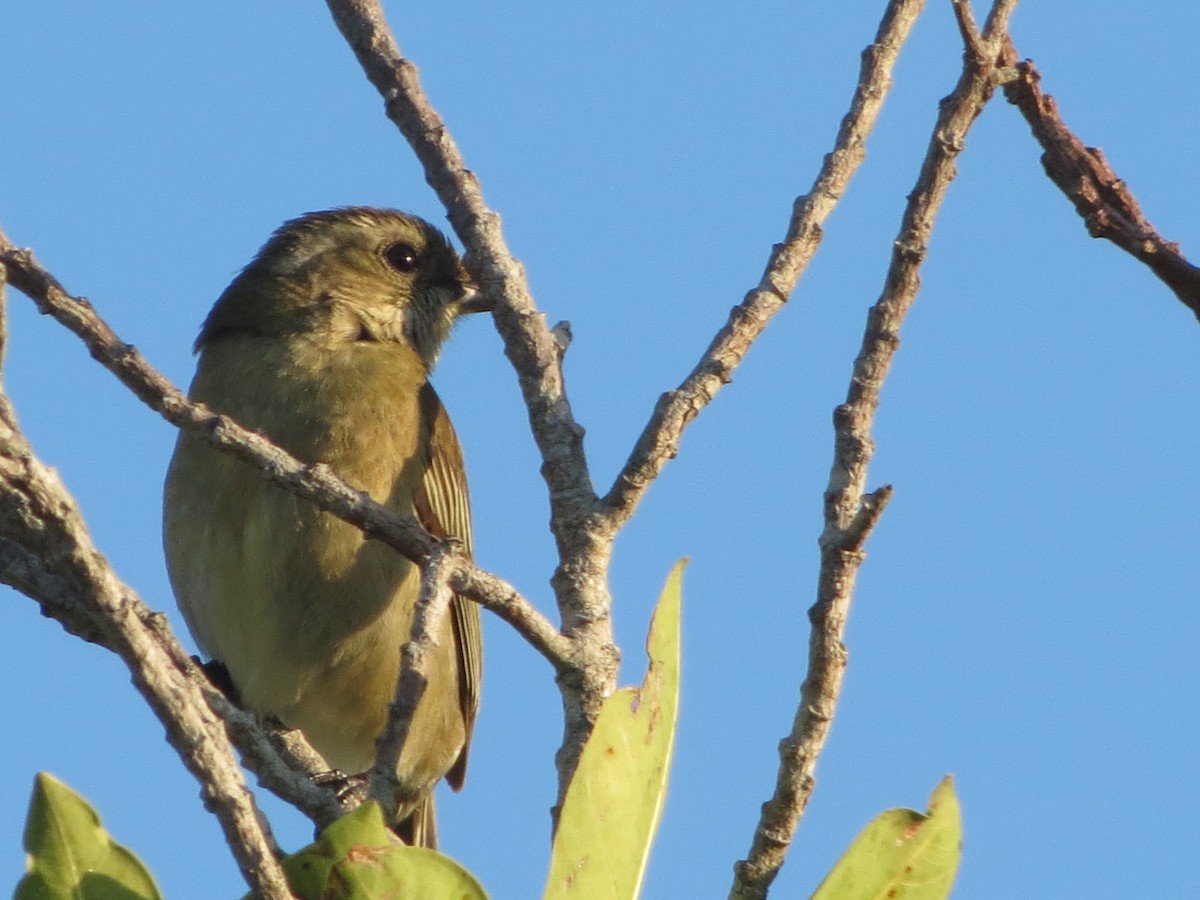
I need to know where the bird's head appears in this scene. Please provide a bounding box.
[198,207,486,369]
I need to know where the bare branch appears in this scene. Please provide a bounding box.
[730,2,1019,896]
[603,0,926,532]
[0,528,345,831]
[998,39,1200,322]
[0,280,293,898]
[370,540,457,817]
[839,484,895,553]
[323,0,600,559]
[452,563,572,670]
[0,536,108,645]
[0,232,569,673]
[322,0,617,810]
[980,0,1020,42]
[950,0,987,63]
[207,693,349,831]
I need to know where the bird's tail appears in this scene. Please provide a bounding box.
[395,792,438,849]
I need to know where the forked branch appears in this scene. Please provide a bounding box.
[730,1,1019,895]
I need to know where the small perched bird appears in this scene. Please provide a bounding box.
[163,207,485,847]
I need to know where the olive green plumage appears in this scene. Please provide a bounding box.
[164,207,483,848]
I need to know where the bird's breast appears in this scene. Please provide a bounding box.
[166,334,444,764]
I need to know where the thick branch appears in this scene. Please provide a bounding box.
[729,2,1019,897]
[0,534,346,832]
[0,233,569,673]
[0,536,108,645]
[603,0,926,532]
[998,40,1200,322]
[0,292,293,897]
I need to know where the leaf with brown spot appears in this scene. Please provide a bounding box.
[268,801,488,899]
[810,776,962,900]
[543,561,685,900]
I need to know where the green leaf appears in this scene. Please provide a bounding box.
[811,776,962,900]
[544,559,685,900]
[268,801,489,900]
[15,771,162,900]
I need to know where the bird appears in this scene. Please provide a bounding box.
[163,207,485,848]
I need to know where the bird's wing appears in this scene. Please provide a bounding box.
[415,382,481,790]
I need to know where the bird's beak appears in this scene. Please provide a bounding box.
[454,284,494,315]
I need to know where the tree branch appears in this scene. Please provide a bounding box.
[0,519,345,832]
[0,518,353,887]
[0,232,570,674]
[322,0,618,812]
[369,539,457,816]
[0,278,294,899]
[998,38,1200,322]
[602,0,926,532]
[322,0,600,563]
[730,1,1019,896]
[207,692,350,831]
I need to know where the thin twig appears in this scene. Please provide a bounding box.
[369,540,458,816]
[0,232,570,673]
[323,0,618,811]
[729,2,1019,897]
[207,692,349,830]
[998,39,1200,322]
[950,0,987,63]
[602,0,927,533]
[452,563,569,671]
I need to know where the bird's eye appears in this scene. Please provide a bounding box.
[383,242,420,273]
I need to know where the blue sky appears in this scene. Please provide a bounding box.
[3,3,1198,898]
